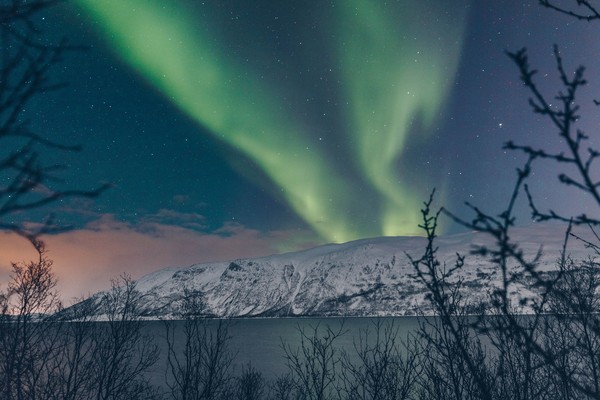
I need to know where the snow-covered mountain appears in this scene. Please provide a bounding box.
[84,224,596,318]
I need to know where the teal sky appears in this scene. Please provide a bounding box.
[22,0,600,247]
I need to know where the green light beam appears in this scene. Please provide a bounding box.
[75,0,359,242]
[336,0,468,235]
[75,0,467,242]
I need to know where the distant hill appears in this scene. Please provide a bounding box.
[73,224,595,318]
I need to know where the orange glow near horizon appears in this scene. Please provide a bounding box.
[0,216,314,304]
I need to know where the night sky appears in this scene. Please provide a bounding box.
[3,0,600,300]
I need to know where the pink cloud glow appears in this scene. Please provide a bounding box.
[0,215,316,304]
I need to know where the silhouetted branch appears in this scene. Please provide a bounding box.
[281,322,346,400]
[0,0,108,240]
[539,0,600,21]
[506,45,600,225]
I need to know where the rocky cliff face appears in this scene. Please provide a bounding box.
[83,224,594,318]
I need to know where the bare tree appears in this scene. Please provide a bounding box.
[0,0,107,240]
[408,1,600,399]
[540,256,600,398]
[281,322,346,400]
[268,373,296,400]
[48,298,99,400]
[0,3,112,397]
[338,319,421,400]
[0,271,161,400]
[235,364,266,400]
[164,288,234,400]
[406,194,496,400]
[88,275,159,400]
[0,241,62,400]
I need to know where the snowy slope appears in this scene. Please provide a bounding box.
[86,223,597,318]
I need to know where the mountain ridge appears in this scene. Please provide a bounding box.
[80,223,595,318]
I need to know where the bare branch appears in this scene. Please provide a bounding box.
[539,0,600,21]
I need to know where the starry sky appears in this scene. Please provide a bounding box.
[2,0,600,300]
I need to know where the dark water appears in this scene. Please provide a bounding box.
[143,317,422,386]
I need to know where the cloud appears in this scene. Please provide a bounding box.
[0,214,317,304]
[172,194,190,204]
[141,209,207,231]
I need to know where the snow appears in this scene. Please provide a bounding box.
[100,223,597,318]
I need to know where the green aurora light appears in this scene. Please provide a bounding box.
[75,0,467,242]
[336,1,467,236]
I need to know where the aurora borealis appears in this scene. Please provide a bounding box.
[335,1,467,236]
[4,0,600,299]
[74,0,467,242]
